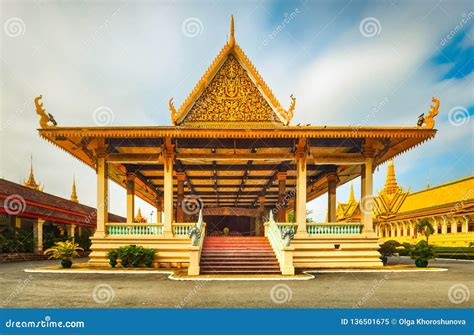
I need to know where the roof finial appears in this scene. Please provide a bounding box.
[70,174,79,203]
[229,15,235,46]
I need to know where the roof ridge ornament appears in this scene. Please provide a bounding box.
[229,15,235,47]
[417,97,439,129]
[34,95,57,128]
[284,94,296,125]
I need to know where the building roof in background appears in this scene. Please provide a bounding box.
[0,178,124,227]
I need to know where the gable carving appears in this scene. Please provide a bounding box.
[181,54,282,126]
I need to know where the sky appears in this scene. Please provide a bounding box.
[1,0,473,222]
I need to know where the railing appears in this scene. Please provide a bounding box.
[106,223,164,236]
[307,222,363,235]
[265,211,295,275]
[267,215,285,260]
[187,210,207,276]
[276,223,298,234]
[172,223,196,236]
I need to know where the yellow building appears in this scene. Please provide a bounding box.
[337,160,474,247]
[35,17,443,274]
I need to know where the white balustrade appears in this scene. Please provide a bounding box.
[106,223,164,236]
[306,222,363,235]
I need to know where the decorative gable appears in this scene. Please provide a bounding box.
[169,16,295,128]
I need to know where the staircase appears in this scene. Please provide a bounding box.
[200,236,281,274]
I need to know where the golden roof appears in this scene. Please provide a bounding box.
[398,175,474,213]
[169,16,295,127]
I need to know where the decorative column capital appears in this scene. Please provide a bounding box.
[326,172,339,183]
[295,138,308,160]
[277,171,287,181]
[126,172,136,181]
[176,172,186,181]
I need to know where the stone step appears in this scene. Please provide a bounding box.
[200,236,280,274]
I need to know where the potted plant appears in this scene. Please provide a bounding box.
[131,246,145,267]
[117,246,130,268]
[44,240,83,268]
[106,249,119,268]
[410,240,435,267]
[143,248,156,268]
[378,240,400,265]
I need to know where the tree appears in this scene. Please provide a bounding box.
[416,218,434,244]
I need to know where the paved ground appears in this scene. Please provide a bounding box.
[1,257,472,308]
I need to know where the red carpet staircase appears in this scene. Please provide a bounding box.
[200,236,281,274]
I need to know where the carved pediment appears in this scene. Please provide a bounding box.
[181,54,281,127]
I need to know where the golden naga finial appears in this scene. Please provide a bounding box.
[417,97,440,129]
[34,95,57,128]
[169,98,179,125]
[229,15,235,47]
[284,94,296,125]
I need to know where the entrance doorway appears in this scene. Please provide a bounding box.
[204,215,256,236]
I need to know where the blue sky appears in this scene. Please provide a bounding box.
[1,0,473,221]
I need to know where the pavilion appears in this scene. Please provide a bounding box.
[35,17,440,275]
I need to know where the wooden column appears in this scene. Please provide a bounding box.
[33,219,44,253]
[156,197,163,223]
[327,173,338,223]
[176,172,185,223]
[163,139,175,235]
[361,151,374,233]
[68,224,76,240]
[277,171,287,222]
[95,143,108,237]
[15,216,21,229]
[295,139,308,235]
[126,172,136,223]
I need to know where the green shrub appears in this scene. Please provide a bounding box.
[378,240,400,257]
[410,240,435,261]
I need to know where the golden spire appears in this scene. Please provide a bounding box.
[383,160,401,195]
[24,155,43,191]
[229,15,235,46]
[348,183,355,203]
[134,207,147,223]
[70,175,79,203]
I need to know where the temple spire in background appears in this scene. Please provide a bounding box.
[70,175,79,203]
[383,160,401,195]
[24,155,43,191]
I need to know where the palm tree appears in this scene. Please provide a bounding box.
[416,219,434,244]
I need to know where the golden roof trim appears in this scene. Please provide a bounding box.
[39,126,437,139]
